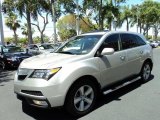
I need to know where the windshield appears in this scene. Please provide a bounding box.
[3,46,24,53]
[39,44,54,50]
[56,35,102,55]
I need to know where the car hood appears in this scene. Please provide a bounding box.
[5,52,32,58]
[20,53,85,69]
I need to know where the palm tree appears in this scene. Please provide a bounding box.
[3,0,50,44]
[21,23,35,42]
[82,0,121,30]
[120,6,132,31]
[5,13,20,45]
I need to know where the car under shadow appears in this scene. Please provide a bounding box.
[22,75,154,120]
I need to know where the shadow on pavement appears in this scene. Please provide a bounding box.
[22,75,154,120]
[0,70,15,85]
[22,102,77,120]
[96,75,154,108]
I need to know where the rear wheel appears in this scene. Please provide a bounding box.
[140,62,151,82]
[65,79,98,117]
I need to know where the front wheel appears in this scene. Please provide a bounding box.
[0,61,5,70]
[140,62,151,82]
[65,79,98,117]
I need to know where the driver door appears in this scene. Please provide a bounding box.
[98,34,128,87]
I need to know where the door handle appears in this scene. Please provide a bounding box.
[140,51,143,54]
[120,56,125,60]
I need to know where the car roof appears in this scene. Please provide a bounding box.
[81,30,109,36]
[81,30,141,36]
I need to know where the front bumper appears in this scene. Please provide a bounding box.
[14,73,66,108]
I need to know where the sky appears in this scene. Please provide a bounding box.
[1,0,160,40]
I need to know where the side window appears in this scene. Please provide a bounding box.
[135,35,146,46]
[120,34,138,50]
[104,34,119,51]
[28,45,34,49]
[33,45,38,50]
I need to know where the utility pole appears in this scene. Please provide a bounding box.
[113,18,117,31]
[136,5,139,33]
[51,0,57,43]
[137,14,139,33]
[76,0,80,35]
[0,1,4,45]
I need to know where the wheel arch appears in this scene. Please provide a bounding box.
[143,58,153,70]
[64,75,101,105]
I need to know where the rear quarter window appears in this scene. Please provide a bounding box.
[120,33,146,50]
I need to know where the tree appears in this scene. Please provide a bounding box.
[82,0,124,30]
[3,0,33,44]
[57,14,95,40]
[21,24,28,38]
[130,1,160,39]
[3,0,52,44]
[21,23,35,41]
[5,12,20,45]
[58,29,76,41]
[30,0,59,43]
[120,6,132,31]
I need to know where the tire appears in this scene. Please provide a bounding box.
[140,62,151,83]
[0,61,5,70]
[65,79,98,117]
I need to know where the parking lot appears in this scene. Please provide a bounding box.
[0,48,160,120]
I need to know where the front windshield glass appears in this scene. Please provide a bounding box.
[39,44,54,50]
[56,35,102,55]
[3,46,24,53]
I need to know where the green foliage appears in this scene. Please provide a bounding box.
[57,14,95,40]
[130,1,160,38]
[4,37,14,43]
[2,0,160,43]
[33,35,50,44]
[18,38,28,45]
[5,12,20,45]
[5,12,20,31]
[58,29,77,41]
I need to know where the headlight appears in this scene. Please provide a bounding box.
[7,57,17,61]
[29,67,61,80]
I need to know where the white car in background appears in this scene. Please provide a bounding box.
[150,41,159,48]
[27,43,61,55]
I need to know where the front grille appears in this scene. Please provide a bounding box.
[21,90,43,96]
[18,75,27,80]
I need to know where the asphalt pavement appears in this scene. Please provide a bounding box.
[0,48,160,120]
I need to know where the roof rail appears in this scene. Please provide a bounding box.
[82,30,109,34]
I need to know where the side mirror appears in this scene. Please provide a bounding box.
[101,48,114,56]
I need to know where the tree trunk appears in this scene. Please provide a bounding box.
[109,23,112,30]
[40,32,44,44]
[126,18,129,31]
[99,0,103,30]
[26,9,33,44]
[140,23,142,34]
[13,30,18,45]
[154,26,158,40]
[146,24,149,39]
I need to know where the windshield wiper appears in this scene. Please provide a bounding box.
[57,51,73,54]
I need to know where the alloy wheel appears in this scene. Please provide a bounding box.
[142,64,151,81]
[74,85,94,112]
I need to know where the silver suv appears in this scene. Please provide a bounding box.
[14,31,153,116]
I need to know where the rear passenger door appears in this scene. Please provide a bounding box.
[120,33,146,76]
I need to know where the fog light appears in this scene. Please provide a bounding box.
[33,100,48,106]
